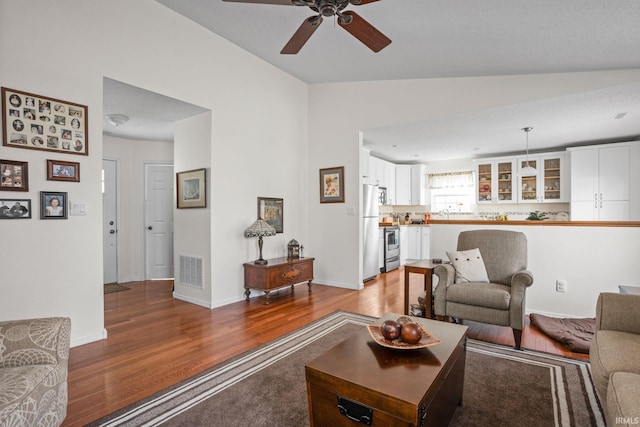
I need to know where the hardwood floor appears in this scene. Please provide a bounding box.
[65,268,588,426]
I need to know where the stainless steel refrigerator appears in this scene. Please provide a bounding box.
[363,184,380,281]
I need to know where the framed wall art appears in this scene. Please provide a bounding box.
[47,159,80,182]
[0,198,31,219]
[40,191,68,219]
[0,159,28,191]
[176,168,206,209]
[319,166,345,203]
[258,197,283,233]
[2,87,88,156]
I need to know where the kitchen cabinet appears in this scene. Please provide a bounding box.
[421,226,431,260]
[378,228,385,270]
[517,153,567,203]
[407,226,421,260]
[366,155,396,204]
[384,160,396,204]
[395,165,426,205]
[475,159,516,203]
[399,226,408,265]
[368,155,384,186]
[400,225,430,264]
[411,165,426,205]
[569,144,631,220]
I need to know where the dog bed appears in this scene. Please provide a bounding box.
[529,313,595,353]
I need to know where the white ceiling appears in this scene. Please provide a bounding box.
[104,0,640,162]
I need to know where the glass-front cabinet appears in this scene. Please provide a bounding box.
[476,159,515,203]
[517,154,567,203]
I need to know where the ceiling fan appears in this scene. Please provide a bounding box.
[222,0,391,54]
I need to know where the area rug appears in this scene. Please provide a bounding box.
[530,313,596,354]
[104,283,131,294]
[89,311,604,427]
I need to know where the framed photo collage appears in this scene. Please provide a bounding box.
[1,87,87,220]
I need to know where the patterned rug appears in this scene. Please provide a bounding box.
[89,311,604,427]
[103,283,131,294]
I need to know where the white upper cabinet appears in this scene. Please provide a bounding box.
[395,166,411,205]
[569,143,632,221]
[395,164,426,205]
[384,161,396,205]
[475,159,516,204]
[411,165,426,206]
[517,153,567,203]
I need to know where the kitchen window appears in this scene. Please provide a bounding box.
[429,171,474,213]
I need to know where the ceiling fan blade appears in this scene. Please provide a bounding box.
[281,15,323,54]
[338,11,391,53]
[222,0,295,4]
[350,0,381,5]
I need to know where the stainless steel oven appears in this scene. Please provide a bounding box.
[382,226,400,272]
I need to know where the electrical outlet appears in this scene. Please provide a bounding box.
[556,280,568,292]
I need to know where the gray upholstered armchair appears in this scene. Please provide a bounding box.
[433,229,534,349]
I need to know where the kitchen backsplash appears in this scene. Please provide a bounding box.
[380,203,571,221]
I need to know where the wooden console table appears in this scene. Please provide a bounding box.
[243,257,314,304]
[404,259,445,318]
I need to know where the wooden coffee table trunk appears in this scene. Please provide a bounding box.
[305,314,468,427]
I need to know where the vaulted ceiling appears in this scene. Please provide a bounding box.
[104,0,640,162]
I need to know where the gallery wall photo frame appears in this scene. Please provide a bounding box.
[40,191,68,219]
[2,87,88,156]
[176,168,206,209]
[47,159,80,182]
[0,198,31,219]
[319,166,345,203]
[1,159,28,191]
[258,197,283,233]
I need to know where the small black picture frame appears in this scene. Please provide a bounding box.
[40,191,67,219]
[0,198,31,219]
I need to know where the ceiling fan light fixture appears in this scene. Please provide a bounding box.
[105,113,129,127]
[518,126,538,177]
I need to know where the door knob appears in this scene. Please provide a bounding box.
[109,230,116,234]
[147,226,153,230]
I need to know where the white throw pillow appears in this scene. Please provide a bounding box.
[446,248,490,283]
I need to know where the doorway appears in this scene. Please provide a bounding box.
[102,159,118,284]
[144,163,174,279]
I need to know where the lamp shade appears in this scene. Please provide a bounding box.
[244,219,276,238]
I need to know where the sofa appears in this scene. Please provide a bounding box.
[0,317,71,427]
[589,293,640,425]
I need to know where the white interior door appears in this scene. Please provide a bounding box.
[145,164,174,279]
[103,159,118,284]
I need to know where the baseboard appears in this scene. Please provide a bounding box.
[313,279,361,290]
[173,292,213,309]
[70,328,108,348]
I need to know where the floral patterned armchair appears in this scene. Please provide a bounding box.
[0,317,71,426]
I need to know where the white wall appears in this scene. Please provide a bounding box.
[103,135,174,283]
[430,223,640,318]
[3,2,640,344]
[308,71,640,294]
[0,0,308,346]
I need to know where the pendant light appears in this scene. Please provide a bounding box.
[519,127,538,177]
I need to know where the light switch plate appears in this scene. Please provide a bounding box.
[70,201,88,216]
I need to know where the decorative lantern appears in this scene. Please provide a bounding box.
[287,239,300,259]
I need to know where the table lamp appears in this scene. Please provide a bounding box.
[244,218,276,265]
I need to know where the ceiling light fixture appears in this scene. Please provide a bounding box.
[104,114,129,126]
[519,127,538,177]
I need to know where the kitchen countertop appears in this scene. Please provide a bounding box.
[429,219,640,227]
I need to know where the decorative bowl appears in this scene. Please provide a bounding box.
[367,323,441,350]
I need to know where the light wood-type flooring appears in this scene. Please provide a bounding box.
[64,267,588,426]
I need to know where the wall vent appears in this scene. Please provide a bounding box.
[179,255,203,289]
